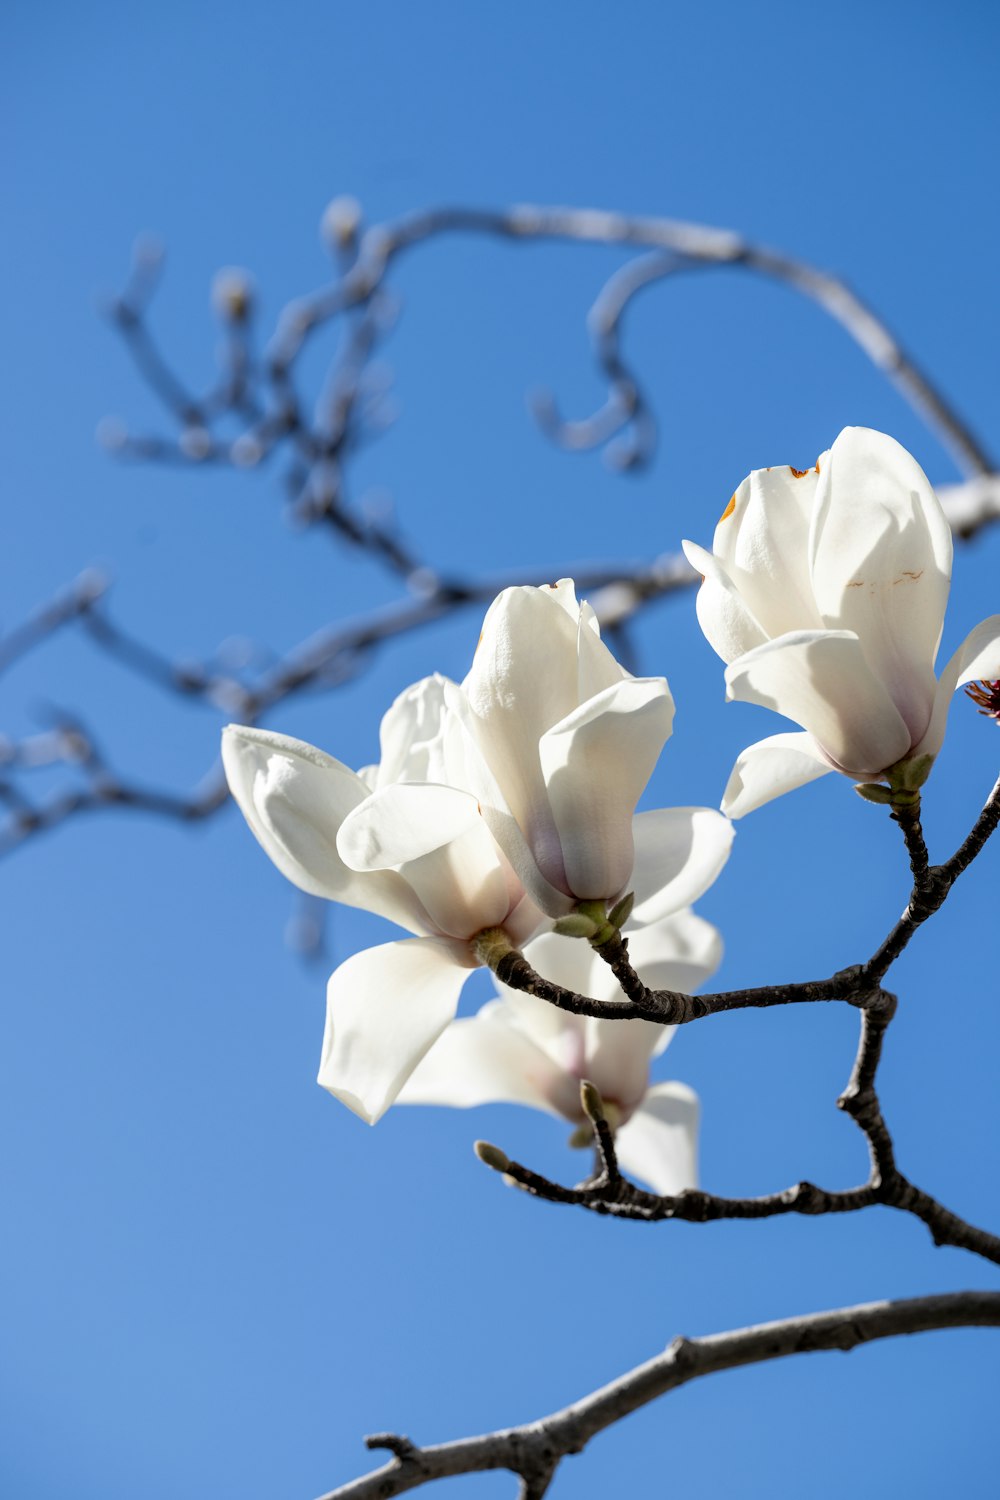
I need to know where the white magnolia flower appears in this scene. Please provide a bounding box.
[223,677,544,1126]
[401,909,721,1195]
[682,427,1000,817]
[455,578,734,918]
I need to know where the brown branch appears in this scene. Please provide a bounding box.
[317,1291,1000,1500]
[478,779,1000,1263]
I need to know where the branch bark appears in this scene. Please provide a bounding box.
[318,1291,1000,1500]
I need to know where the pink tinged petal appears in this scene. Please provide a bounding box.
[724,630,912,778]
[809,427,951,743]
[720,731,835,819]
[317,937,469,1124]
[221,725,426,932]
[715,464,827,639]
[629,807,735,927]
[397,1003,565,1113]
[916,615,1000,760]
[681,541,769,664]
[614,1081,700,1196]
[337,783,515,940]
[539,678,675,900]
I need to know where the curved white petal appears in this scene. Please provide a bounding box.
[443,685,574,918]
[317,937,468,1124]
[374,674,461,788]
[338,783,482,869]
[682,540,769,665]
[724,630,912,777]
[338,783,518,941]
[222,725,426,932]
[720,731,835,818]
[916,615,1000,760]
[809,427,951,742]
[714,463,826,640]
[397,1003,564,1113]
[614,1081,700,1195]
[460,582,632,909]
[540,677,674,901]
[629,807,734,927]
[463,582,589,795]
[399,823,517,940]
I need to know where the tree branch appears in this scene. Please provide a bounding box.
[317,1291,1000,1500]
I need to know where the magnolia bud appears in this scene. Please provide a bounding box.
[854,783,894,805]
[321,195,362,250]
[211,267,255,323]
[474,1140,510,1173]
[580,1079,605,1124]
[553,913,600,939]
[607,891,635,929]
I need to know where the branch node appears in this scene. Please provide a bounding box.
[364,1433,418,1460]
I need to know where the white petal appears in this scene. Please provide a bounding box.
[614,1081,700,1195]
[916,615,1000,760]
[337,783,482,869]
[809,427,951,743]
[221,725,426,931]
[374,674,458,787]
[398,823,517,940]
[397,1003,564,1113]
[338,783,517,941]
[724,630,912,777]
[682,540,769,664]
[317,937,468,1124]
[539,677,675,900]
[461,582,630,908]
[443,684,573,918]
[629,807,735,926]
[720,731,835,818]
[714,463,826,639]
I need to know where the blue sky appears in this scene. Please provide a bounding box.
[3,3,1000,1496]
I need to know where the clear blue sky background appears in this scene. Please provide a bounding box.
[3,3,1000,1496]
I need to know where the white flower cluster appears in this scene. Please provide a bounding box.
[223,427,1000,1193]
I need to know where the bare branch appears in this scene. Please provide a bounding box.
[317,1291,1000,1500]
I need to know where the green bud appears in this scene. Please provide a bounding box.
[474,1140,510,1173]
[607,891,635,929]
[887,754,935,792]
[855,782,894,805]
[553,913,601,939]
[580,1079,605,1123]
